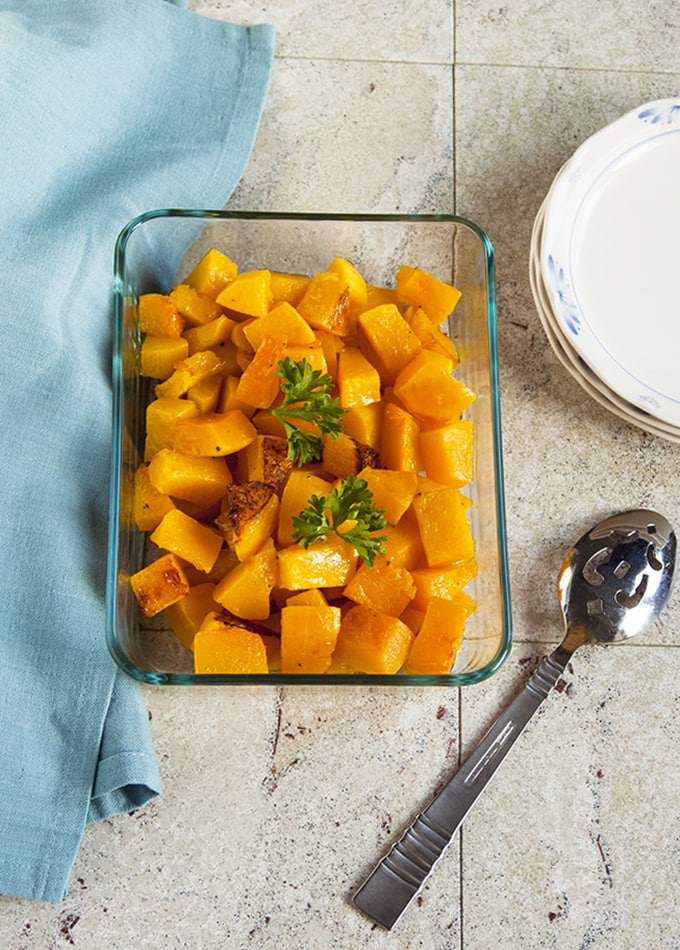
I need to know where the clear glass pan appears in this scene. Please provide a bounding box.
[107,210,512,685]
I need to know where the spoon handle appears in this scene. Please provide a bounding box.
[352,647,570,930]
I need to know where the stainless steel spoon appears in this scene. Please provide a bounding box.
[353,508,676,930]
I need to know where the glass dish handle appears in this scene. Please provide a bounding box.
[352,648,570,930]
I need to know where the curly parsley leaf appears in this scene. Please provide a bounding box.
[291,474,388,567]
[271,356,346,464]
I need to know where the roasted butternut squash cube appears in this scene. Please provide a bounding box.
[404,592,475,674]
[406,306,459,365]
[193,612,269,674]
[412,487,475,567]
[344,557,415,616]
[172,409,257,457]
[140,335,189,380]
[280,604,342,673]
[164,582,220,651]
[341,402,383,450]
[395,265,461,324]
[212,539,278,620]
[321,432,380,479]
[277,533,357,590]
[139,293,185,337]
[155,350,226,399]
[216,268,273,317]
[244,302,316,350]
[297,271,351,336]
[183,248,238,299]
[235,336,287,408]
[283,341,328,375]
[419,419,473,488]
[328,257,368,315]
[277,470,330,547]
[133,463,176,532]
[234,435,293,493]
[285,588,328,607]
[150,508,223,573]
[357,467,418,525]
[270,270,310,306]
[170,283,224,326]
[183,314,235,355]
[130,553,189,618]
[215,482,280,561]
[380,401,421,472]
[357,303,422,384]
[410,559,477,612]
[337,346,381,408]
[144,397,200,460]
[333,604,413,675]
[186,374,223,414]
[147,448,232,505]
[380,509,426,570]
[393,349,475,426]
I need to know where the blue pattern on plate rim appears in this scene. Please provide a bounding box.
[638,102,680,125]
[546,255,581,335]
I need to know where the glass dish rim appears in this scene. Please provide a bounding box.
[107,208,512,686]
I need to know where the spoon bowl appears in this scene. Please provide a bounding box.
[353,508,677,930]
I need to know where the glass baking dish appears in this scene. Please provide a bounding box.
[106,210,511,684]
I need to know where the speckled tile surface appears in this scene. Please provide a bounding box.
[1,1,678,947]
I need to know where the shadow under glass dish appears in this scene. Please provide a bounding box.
[107,210,511,685]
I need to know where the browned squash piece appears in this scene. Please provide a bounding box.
[235,435,294,494]
[130,553,190,618]
[215,481,280,562]
[321,432,381,479]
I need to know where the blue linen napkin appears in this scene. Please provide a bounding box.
[0,0,274,902]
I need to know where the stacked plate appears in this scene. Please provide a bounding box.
[530,98,680,442]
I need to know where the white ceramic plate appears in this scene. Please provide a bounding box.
[530,198,680,443]
[539,99,680,427]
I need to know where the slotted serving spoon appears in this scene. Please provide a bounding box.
[353,508,676,929]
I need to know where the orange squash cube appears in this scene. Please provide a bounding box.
[404,593,474,675]
[410,559,478,612]
[216,268,273,317]
[186,375,223,414]
[328,257,368,315]
[155,350,227,399]
[244,302,316,350]
[337,347,381,408]
[381,510,426,570]
[285,588,328,607]
[130,553,189,618]
[133,463,176,532]
[283,341,328,376]
[280,604,342,673]
[147,448,232,505]
[144,397,200,460]
[297,271,351,336]
[412,487,475,567]
[333,604,413,675]
[139,293,185,337]
[341,402,383,450]
[172,409,257,457]
[140,335,189,380]
[357,303,422,385]
[170,283,224,326]
[395,265,461,324]
[234,435,293,493]
[235,336,287,409]
[164,582,220,651]
[270,270,310,306]
[394,349,475,426]
[150,508,224,573]
[216,482,280,561]
[193,613,269,674]
[419,419,474,488]
[183,248,238,299]
[277,533,357,590]
[357,467,418,525]
[406,306,459,365]
[277,470,330,547]
[183,314,235,355]
[321,432,380,480]
[212,539,278,620]
[344,557,415,616]
[380,402,421,472]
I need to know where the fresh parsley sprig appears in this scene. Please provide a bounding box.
[271,356,345,464]
[292,474,388,567]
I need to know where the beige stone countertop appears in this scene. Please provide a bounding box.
[2,2,679,948]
